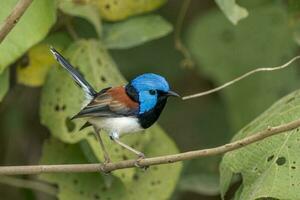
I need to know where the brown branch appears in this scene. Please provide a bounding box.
[1,117,300,175]
[0,0,33,44]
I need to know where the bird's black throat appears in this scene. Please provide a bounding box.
[137,96,168,129]
[125,83,168,129]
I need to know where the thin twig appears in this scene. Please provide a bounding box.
[65,16,79,40]
[0,0,33,44]
[0,176,57,196]
[0,117,300,175]
[182,56,300,100]
[174,0,194,68]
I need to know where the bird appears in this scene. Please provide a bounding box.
[50,47,180,164]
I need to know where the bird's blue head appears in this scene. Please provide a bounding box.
[126,73,180,114]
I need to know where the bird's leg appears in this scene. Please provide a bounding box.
[93,127,111,164]
[113,138,145,158]
[110,133,147,169]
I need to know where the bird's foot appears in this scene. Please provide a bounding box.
[104,156,111,164]
[134,153,149,170]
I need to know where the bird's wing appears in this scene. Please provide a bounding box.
[72,86,139,119]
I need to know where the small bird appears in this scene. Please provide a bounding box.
[50,47,180,164]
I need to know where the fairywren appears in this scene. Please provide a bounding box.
[50,47,180,163]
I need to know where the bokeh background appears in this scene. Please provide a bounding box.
[1,0,300,199]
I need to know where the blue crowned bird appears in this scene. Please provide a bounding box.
[50,47,180,164]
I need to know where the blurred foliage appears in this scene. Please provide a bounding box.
[58,0,102,37]
[102,14,173,49]
[1,0,300,200]
[215,0,248,24]
[92,0,167,21]
[187,2,300,131]
[220,90,300,199]
[0,0,56,73]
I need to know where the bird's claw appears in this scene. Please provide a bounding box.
[134,153,149,170]
[104,156,111,164]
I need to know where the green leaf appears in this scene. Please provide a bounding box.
[187,4,299,131]
[58,0,102,37]
[40,120,181,200]
[102,15,173,49]
[215,0,248,25]
[40,135,181,200]
[40,39,181,195]
[0,0,56,73]
[93,0,167,21]
[0,68,9,102]
[220,90,300,199]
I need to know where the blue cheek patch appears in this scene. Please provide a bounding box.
[138,91,157,114]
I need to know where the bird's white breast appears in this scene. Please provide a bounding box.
[88,117,143,138]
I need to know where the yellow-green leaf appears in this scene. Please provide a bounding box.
[17,44,55,87]
[16,33,72,87]
[92,0,167,21]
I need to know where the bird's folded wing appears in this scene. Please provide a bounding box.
[72,86,139,119]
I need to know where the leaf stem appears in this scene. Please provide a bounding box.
[174,0,194,68]
[182,55,300,100]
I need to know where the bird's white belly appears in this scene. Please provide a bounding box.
[88,117,143,137]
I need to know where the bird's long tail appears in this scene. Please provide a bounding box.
[50,47,97,99]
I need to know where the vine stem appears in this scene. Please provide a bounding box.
[0,0,33,43]
[174,0,194,68]
[1,117,300,175]
[182,56,300,100]
[0,176,57,196]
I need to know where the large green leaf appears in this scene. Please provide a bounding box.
[220,89,300,199]
[102,15,173,49]
[0,68,9,102]
[40,134,181,200]
[215,0,248,25]
[187,4,299,131]
[40,40,181,197]
[0,0,56,73]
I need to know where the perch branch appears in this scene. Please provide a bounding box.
[182,55,300,100]
[0,0,33,44]
[1,117,300,175]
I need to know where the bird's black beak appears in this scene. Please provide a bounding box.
[166,90,180,97]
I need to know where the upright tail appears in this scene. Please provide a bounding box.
[50,47,97,99]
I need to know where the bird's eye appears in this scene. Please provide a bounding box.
[149,90,156,95]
